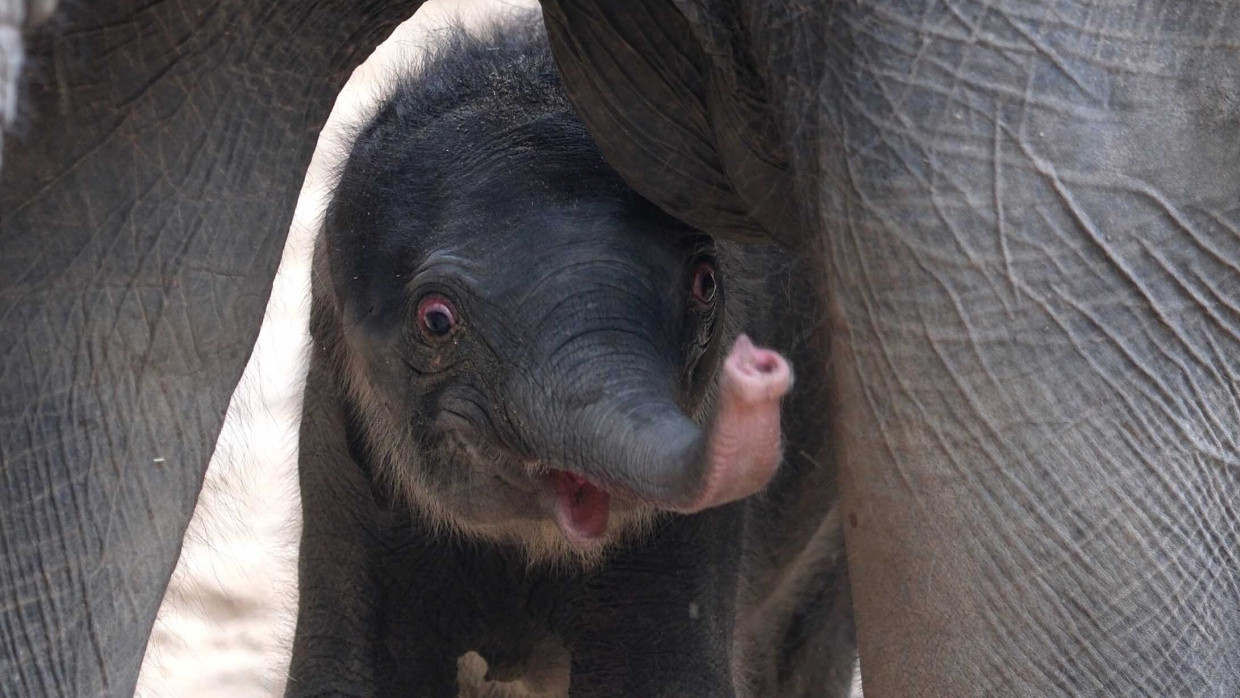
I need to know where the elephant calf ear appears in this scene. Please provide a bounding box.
[540,0,802,248]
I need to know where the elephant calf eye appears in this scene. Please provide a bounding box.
[691,262,718,306]
[418,295,458,339]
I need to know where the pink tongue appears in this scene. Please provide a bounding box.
[550,471,611,541]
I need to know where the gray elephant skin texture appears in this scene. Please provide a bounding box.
[290,18,852,697]
[3,0,1240,696]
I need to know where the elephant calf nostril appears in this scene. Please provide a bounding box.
[753,355,778,374]
[727,338,790,387]
[737,349,780,376]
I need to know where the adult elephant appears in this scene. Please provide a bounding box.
[2,1,1237,696]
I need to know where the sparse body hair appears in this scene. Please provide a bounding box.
[290,11,855,697]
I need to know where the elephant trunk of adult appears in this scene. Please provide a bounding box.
[514,334,792,539]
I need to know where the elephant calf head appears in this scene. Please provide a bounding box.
[313,19,792,561]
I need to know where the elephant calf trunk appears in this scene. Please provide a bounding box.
[673,334,793,513]
[545,335,792,542]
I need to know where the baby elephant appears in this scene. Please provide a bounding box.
[289,13,855,698]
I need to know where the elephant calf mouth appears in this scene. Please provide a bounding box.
[547,470,612,543]
[537,334,794,547]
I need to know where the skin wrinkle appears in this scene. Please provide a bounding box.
[882,0,1223,68]
[1016,278,1223,531]
[1016,287,1220,684]
[995,167,1237,440]
[1084,538,1206,691]
[917,366,1095,591]
[1058,304,1230,466]
[1177,271,1240,367]
[608,2,711,133]
[1140,509,1233,663]
[1035,447,1176,607]
[1132,242,1240,446]
[969,543,1074,692]
[836,106,1017,274]
[1028,153,1228,351]
[1098,178,1240,283]
[861,51,1099,133]
[1016,281,1169,459]
[972,3,1102,103]
[798,1,1240,692]
[1204,208,1240,245]
[1196,324,1240,427]
[525,273,669,342]
[544,324,668,375]
[982,495,1145,694]
[5,114,136,220]
[443,121,586,183]
[1055,290,1199,430]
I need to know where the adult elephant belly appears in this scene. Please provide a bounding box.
[546,0,1240,694]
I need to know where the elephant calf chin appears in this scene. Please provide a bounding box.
[287,12,855,697]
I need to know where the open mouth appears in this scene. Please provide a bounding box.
[546,469,611,544]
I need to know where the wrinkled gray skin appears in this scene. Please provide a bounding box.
[2,0,1239,696]
[289,21,851,696]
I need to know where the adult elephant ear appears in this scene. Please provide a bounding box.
[540,0,803,248]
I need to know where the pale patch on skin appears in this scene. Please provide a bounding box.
[0,23,19,129]
[457,637,571,698]
[0,0,59,170]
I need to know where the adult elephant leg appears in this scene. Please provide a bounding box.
[0,2,419,695]
[817,1,1240,693]
[545,0,1240,693]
